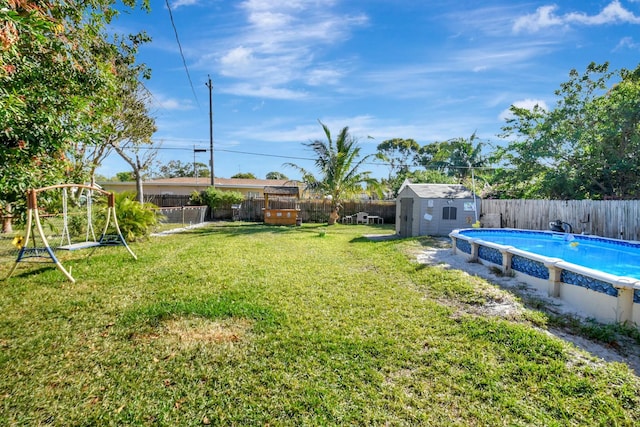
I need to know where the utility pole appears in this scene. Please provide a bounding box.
[206,75,215,187]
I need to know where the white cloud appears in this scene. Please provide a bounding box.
[194,1,368,99]
[513,5,565,33]
[220,114,449,150]
[615,36,640,50]
[247,10,293,28]
[565,1,640,25]
[455,42,557,71]
[171,0,200,9]
[222,83,307,100]
[441,4,529,38]
[220,46,254,70]
[151,93,196,111]
[305,68,344,86]
[499,99,549,122]
[513,1,640,33]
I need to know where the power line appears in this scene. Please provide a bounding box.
[217,148,313,162]
[124,145,511,169]
[165,0,199,107]
[116,142,514,171]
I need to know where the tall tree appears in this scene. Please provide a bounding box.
[231,172,257,179]
[415,142,450,173]
[495,62,640,199]
[154,160,209,179]
[157,160,193,178]
[107,82,158,202]
[581,65,640,198]
[374,138,420,198]
[0,1,150,230]
[116,171,136,182]
[286,121,378,224]
[67,32,156,191]
[417,133,485,179]
[444,133,486,179]
[193,162,211,178]
[96,32,157,203]
[266,171,289,180]
[110,144,158,203]
[375,138,420,180]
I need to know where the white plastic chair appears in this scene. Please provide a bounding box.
[341,215,354,224]
[356,212,369,224]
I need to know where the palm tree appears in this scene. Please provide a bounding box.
[446,132,486,179]
[286,121,378,224]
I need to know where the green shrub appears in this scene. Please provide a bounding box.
[189,190,204,205]
[199,187,244,210]
[113,192,161,241]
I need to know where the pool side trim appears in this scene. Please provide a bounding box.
[450,228,640,326]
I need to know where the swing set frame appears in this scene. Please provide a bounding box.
[5,184,137,283]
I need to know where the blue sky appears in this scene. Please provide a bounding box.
[99,0,640,181]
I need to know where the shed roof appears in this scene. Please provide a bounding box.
[263,186,300,197]
[404,183,475,199]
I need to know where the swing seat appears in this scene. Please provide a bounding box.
[6,184,137,283]
[18,247,56,260]
[99,234,124,245]
[57,241,102,251]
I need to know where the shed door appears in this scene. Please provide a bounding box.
[399,198,413,237]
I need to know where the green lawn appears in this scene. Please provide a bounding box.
[1,223,639,425]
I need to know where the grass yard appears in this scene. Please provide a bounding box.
[1,222,639,425]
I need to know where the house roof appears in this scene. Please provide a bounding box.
[142,177,297,188]
[263,186,300,197]
[404,183,476,199]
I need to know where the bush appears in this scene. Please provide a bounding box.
[113,192,161,241]
[189,190,204,205]
[198,188,244,210]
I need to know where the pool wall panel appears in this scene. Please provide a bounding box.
[450,229,640,328]
[559,283,620,323]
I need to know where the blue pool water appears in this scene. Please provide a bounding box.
[457,229,640,280]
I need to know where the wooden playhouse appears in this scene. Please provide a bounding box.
[263,186,301,226]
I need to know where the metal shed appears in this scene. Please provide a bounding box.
[396,183,480,237]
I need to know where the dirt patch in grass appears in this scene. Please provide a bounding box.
[164,317,252,345]
[132,317,253,348]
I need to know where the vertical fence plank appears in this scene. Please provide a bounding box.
[206,198,397,223]
[482,199,640,240]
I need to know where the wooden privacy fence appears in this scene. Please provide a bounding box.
[215,199,397,223]
[142,194,396,223]
[145,194,192,207]
[140,194,640,239]
[481,199,640,241]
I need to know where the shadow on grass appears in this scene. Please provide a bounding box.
[416,236,450,247]
[414,263,430,272]
[349,228,402,244]
[117,291,284,336]
[176,222,329,238]
[4,264,55,280]
[168,222,396,240]
[349,236,393,244]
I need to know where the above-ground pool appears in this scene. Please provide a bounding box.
[449,228,640,327]
[457,229,640,279]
